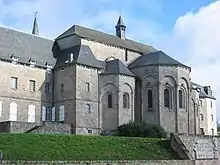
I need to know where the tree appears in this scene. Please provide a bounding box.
[113,121,167,138]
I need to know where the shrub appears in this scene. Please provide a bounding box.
[114,121,167,138]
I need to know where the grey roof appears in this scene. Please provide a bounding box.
[191,82,216,100]
[0,26,55,67]
[129,50,190,69]
[101,59,135,77]
[55,25,156,53]
[55,44,103,69]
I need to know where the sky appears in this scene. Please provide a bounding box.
[0,0,220,120]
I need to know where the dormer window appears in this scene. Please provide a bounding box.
[10,54,18,64]
[28,58,36,67]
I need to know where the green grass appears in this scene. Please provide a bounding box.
[0,133,179,160]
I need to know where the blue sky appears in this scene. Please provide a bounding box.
[0,0,220,120]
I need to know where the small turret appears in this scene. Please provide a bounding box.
[32,12,39,35]
[115,16,126,39]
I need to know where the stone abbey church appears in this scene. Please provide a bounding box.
[0,15,217,135]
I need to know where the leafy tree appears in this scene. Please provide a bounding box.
[113,121,167,138]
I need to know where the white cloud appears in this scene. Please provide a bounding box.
[162,1,220,120]
[0,0,220,120]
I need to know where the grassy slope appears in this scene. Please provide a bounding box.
[0,134,179,160]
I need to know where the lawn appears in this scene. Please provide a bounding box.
[0,133,179,160]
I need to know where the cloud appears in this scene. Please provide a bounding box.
[161,0,220,120]
[0,0,220,120]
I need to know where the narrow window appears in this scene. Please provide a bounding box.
[164,89,170,108]
[29,80,36,92]
[85,104,91,113]
[61,84,64,92]
[108,94,113,108]
[200,114,204,121]
[85,83,90,92]
[125,50,128,62]
[200,128,205,135]
[45,82,50,94]
[123,93,129,108]
[210,101,212,108]
[179,90,185,109]
[211,115,214,121]
[148,89,153,108]
[11,77,18,89]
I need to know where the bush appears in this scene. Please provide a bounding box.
[114,121,167,138]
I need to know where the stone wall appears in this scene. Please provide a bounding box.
[1,160,220,165]
[0,121,71,134]
[171,133,220,160]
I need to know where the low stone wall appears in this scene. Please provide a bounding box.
[0,121,71,134]
[32,122,71,134]
[1,160,220,165]
[172,133,220,160]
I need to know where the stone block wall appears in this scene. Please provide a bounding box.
[0,121,71,134]
[171,133,220,160]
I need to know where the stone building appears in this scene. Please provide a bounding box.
[0,15,217,135]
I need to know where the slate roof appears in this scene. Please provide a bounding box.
[0,26,55,67]
[191,82,216,100]
[55,25,156,53]
[55,44,103,69]
[129,50,190,69]
[101,59,135,77]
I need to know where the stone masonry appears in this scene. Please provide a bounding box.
[0,15,217,135]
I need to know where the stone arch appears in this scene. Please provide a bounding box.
[163,75,177,86]
[143,75,157,87]
[180,77,190,89]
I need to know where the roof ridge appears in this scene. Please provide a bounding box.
[0,25,53,41]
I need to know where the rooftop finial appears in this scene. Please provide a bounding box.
[32,12,39,35]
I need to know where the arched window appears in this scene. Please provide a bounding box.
[85,104,91,113]
[164,89,170,108]
[108,93,113,108]
[9,102,17,121]
[59,105,65,122]
[28,104,36,123]
[123,93,129,108]
[179,89,185,109]
[148,89,153,108]
[41,106,46,121]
